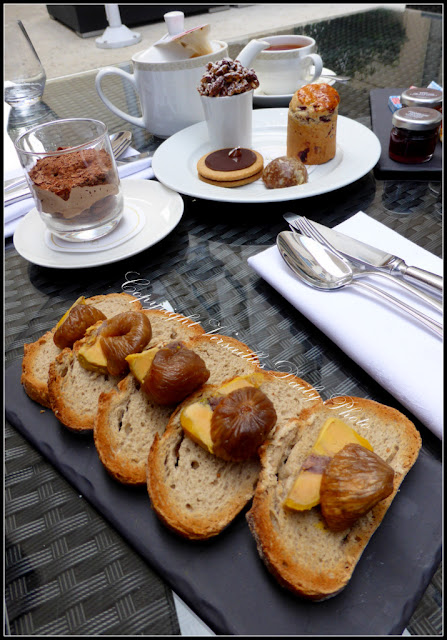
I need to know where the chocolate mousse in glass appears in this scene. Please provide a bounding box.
[15,118,123,242]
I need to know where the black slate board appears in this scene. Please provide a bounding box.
[5,359,442,636]
[370,87,442,179]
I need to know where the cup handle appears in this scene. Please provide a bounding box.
[305,53,323,83]
[95,67,145,129]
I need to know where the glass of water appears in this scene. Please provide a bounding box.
[4,20,46,110]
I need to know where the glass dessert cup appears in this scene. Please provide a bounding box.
[14,118,124,242]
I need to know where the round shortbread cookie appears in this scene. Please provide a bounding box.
[197,149,264,187]
[198,168,263,188]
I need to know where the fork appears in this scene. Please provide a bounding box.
[289,216,443,313]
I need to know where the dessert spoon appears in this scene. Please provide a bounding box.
[288,216,442,313]
[276,231,443,338]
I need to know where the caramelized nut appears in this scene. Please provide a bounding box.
[198,58,259,97]
[142,341,210,405]
[53,304,106,349]
[100,312,152,376]
[210,386,277,461]
[320,443,395,531]
[262,156,308,189]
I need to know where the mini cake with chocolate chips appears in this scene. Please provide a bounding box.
[197,147,264,187]
[287,83,340,165]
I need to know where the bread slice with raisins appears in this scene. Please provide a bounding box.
[21,293,142,408]
[94,333,263,485]
[246,397,421,600]
[146,367,322,539]
[47,309,205,433]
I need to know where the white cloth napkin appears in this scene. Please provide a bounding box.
[4,106,154,238]
[247,212,443,439]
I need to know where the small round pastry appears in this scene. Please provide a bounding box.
[262,156,308,189]
[197,147,264,188]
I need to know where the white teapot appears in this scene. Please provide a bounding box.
[95,11,269,138]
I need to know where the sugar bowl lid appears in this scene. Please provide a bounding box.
[392,106,442,131]
[400,87,442,109]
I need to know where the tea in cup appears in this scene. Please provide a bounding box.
[251,35,323,95]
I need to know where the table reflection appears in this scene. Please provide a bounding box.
[4,6,442,636]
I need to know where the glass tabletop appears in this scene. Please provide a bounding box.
[5,7,442,636]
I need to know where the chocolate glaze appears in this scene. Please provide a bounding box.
[205,148,257,171]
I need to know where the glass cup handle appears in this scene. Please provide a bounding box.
[305,53,323,83]
[95,67,145,128]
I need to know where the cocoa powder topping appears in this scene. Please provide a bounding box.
[29,148,114,201]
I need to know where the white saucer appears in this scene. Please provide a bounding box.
[253,68,336,107]
[44,201,146,253]
[13,180,183,269]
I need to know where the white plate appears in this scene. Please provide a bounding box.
[13,180,183,269]
[152,109,381,204]
[253,67,336,107]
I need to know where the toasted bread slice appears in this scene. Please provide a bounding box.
[21,293,142,408]
[94,333,262,485]
[48,309,205,433]
[147,368,322,540]
[246,397,422,600]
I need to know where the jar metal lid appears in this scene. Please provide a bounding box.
[392,106,442,131]
[400,87,443,109]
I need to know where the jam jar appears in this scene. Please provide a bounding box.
[401,87,443,143]
[400,87,442,111]
[388,107,442,164]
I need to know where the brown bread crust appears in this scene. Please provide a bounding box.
[147,368,322,539]
[48,344,121,432]
[246,397,422,600]
[21,293,143,407]
[48,309,206,434]
[21,330,59,408]
[95,333,261,485]
[95,373,176,484]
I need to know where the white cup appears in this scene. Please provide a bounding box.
[252,35,323,96]
[200,90,254,149]
[95,40,228,138]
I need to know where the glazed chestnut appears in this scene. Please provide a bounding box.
[100,312,152,377]
[142,341,210,405]
[210,386,277,462]
[320,443,395,531]
[262,156,308,189]
[53,304,106,349]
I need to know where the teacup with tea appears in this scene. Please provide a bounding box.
[251,35,323,95]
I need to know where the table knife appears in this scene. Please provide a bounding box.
[4,151,153,207]
[284,213,443,293]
